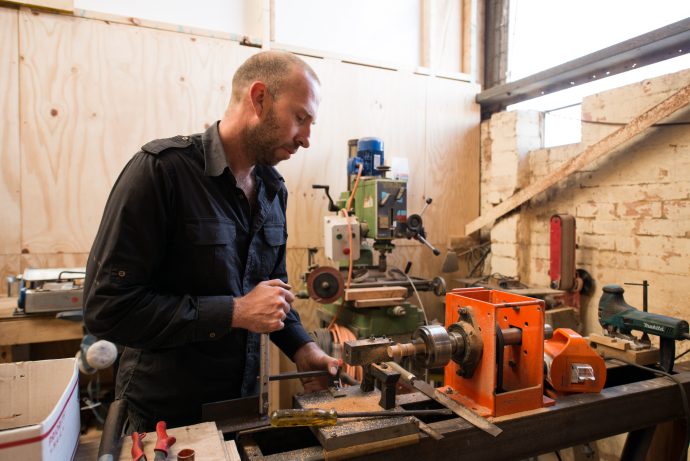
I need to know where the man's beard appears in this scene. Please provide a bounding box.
[244,108,287,166]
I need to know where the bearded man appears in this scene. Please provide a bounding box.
[84,51,338,432]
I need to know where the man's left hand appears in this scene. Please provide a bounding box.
[293,342,341,393]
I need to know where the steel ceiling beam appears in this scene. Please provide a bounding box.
[477,17,690,119]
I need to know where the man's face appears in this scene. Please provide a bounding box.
[245,69,320,167]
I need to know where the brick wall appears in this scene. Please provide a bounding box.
[482,67,690,461]
[483,68,690,336]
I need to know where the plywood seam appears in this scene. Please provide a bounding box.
[13,7,22,257]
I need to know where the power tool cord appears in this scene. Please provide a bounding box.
[605,357,689,461]
[327,163,363,330]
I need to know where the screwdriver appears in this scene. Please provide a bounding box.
[270,408,452,427]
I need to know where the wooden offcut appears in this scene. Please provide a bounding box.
[588,333,660,366]
[353,297,406,308]
[5,0,72,12]
[344,286,408,301]
[464,82,690,235]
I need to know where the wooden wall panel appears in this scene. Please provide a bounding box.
[0,8,20,257]
[3,4,480,346]
[19,9,243,254]
[0,8,20,296]
[424,77,481,248]
[279,59,429,250]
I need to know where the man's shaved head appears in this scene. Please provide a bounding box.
[231,50,320,103]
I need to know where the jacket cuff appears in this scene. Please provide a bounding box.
[196,295,234,341]
[271,324,313,360]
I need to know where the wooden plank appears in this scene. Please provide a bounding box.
[353,297,406,308]
[0,7,20,257]
[344,287,408,301]
[461,0,475,76]
[118,422,227,461]
[588,333,660,365]
[324,433,419,461]
[224,439,242,461]
[420,0,431,68]
[425,76,481,248]
[465,82,690,235]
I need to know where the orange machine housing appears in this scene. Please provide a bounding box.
[442,287,551,417]
[544,328,606,394]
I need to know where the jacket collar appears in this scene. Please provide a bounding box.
[201,121,284,196]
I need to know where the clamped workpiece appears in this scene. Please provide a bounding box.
[343,337,399,409]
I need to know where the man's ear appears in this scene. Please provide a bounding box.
[248,81,269,117]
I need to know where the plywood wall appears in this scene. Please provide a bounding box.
[1,6,479,338]
[0,7,21,289]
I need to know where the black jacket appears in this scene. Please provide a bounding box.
[84,122,312,426]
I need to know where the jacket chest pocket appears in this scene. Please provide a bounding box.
[184,219,237,289]
[258,224,286,275]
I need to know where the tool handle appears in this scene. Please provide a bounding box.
[131,432,146,461]
[97,399,128,461]
[154,421,176,455]
[270,408,337,427]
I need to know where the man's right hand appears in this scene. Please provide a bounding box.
[231,279,295,333]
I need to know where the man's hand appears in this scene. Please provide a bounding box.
[232,279,294,333]
[293,342,341,393]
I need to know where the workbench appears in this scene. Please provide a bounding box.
[236,361,690,460]
[0,297,83,361]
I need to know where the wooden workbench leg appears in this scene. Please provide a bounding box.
[646,419,688,461]
[620,426,655,461]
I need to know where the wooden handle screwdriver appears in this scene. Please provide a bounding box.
[269,408,452,427]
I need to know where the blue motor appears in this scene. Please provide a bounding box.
[348,137,384,177]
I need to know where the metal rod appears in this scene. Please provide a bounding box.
[269,370,331,381]
[339,409,452,418]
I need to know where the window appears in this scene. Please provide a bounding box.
[508,0,690,147]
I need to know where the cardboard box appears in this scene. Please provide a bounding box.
[0,358,80,461]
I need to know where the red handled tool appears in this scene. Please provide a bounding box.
[130,421,176,461]
[131,431,146,461]
[154,421,176,461]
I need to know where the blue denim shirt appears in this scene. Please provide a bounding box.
[84,122,312,427]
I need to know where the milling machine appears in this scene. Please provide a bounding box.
[302,137,446,341]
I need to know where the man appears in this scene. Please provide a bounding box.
[84,50,338,432]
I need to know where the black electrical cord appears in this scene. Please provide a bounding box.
[554,450,563,461]
[676,348,690,361]
[605,357,690,461]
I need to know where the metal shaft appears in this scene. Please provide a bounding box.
[339,409,452,418]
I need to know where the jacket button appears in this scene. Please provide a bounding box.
[209,332,216,338]
[117,270,126,277]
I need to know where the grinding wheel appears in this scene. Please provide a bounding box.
[306,266,344,304]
